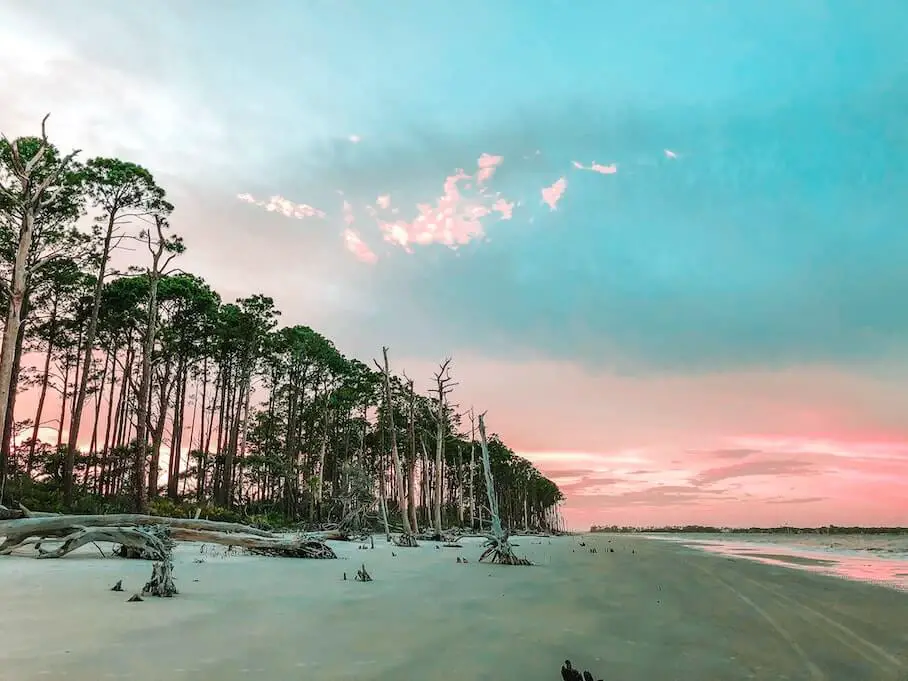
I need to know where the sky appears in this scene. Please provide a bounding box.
[2,0,907,529]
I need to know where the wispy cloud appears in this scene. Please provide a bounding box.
[572,160,618,174]
[237,193,326,220]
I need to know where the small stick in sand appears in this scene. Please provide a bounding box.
[354,564,372,582]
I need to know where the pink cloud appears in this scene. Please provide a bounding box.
[491,198,514,220]
[541,177,567,210]
[237,193,325,220]
[367,154,514,253]
[476,153,503,184]
[342,228,377,264]
[572,160,618,175]
[664,149,678,159]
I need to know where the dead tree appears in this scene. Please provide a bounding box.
[468,409,477,530]
[402,372,420,534]
[477,413,531,566]
[429,358,457,539]
[0,115,80,497]
[0,514,338,559]
[142,558,178,597]
[373,347,417,545]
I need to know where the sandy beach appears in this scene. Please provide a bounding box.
[1,534,907,681]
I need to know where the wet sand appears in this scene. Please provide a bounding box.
[1,534,906,681]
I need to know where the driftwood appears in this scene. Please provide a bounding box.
[392,533,418,547]
[0,513,274,539]
[354,563,372,581]
[0,514,336,560]
[170,528,337,559]
[477,414,532,566]
[142,559,178,597]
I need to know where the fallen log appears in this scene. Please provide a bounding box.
[168,528,337,559]
[33,526,173,560]
[0,513,275,545]
[1,524,336,560]
[304,529,350,542]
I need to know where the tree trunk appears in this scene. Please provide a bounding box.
[133,276,160,513]
[433,402,445,537]
[148,363,174,498]
[0,294,29,475]
[27,297,58,475]
[476,413,529,565]
[167,362,188,499]
[377,347,412,536]
[0,212,34,495]
[65,217,114,507]
[469,411,476,530]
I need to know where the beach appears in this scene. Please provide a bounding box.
[1,534,906,681]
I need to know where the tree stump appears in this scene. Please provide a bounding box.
[142,559,178,597]
[354,563,372,582]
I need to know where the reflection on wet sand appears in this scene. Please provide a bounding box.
[648,533,908,591]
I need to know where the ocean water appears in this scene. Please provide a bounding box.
[645,532,908,592]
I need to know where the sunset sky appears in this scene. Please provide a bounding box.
[2,0,907,529]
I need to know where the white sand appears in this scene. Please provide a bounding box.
[2,533,906,680]
[0,535,571,681]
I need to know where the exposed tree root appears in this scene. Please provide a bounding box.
[479,536,533,565]
[477,414,532,566]
[142,559,178,597]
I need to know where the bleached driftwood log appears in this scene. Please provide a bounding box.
[0,514,337,559]
[476,414,532,566]
[170,528,337,559]
[0,513,274,539]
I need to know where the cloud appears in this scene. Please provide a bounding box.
[691,458,822,486]
[541,177,567,210]
[572,160,618,174]
[365,154,515,254]
[764,496,825,505]
[0,16,229,179]
[691,448,762,460]
[343,228,378,264]
[236,193,326,220]
[572,484,728,509]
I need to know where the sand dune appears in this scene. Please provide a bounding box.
[1,534,906,680]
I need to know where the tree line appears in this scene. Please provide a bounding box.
[0,115,564,534]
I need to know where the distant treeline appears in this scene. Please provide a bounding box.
[589,525,908,535]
